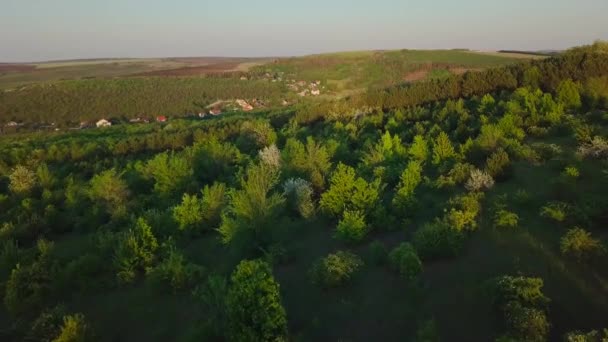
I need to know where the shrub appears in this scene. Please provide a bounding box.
[540,202,569,222]
[412,222,464,260]
[147,246,205,293]
[226,259,287,342]
[173,184,227,233]
[259,144,281,169]
[465,169,495,192]
[444,192,484,231]
[27,305,66,342]
[557,79,582,110]
[367,240,388,265]
[53,313,89,342]
[309,251,363,288]
[563,166,580,178]
[388,243,422,280]
[504,302,550,342]
[173,193,205,231]
[335,210,368,243]
[144,151,193,196]
[485,149,511,180]
[200,183,227,228]
[9,165,36,194]
[560,228,605,262]
[564,329,608,342]
[494,210,519,229]
[577,136,608,159]
[409,135,429,163]
[114,218,159,283]
[283,178,315,219]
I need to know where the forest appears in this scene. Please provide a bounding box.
[0,42,608,341]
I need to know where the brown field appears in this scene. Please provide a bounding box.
[0,64,36,73]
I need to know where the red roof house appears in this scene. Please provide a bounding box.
[156,115,167,123]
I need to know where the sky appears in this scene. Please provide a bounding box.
[1,0,607,62]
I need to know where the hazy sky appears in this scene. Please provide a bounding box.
[1,0,607,62]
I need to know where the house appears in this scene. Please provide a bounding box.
[156,116,167,123]
[209,108,222,116]
[5,121,19,127]
[198,112,206,118]
[96,119,112,128]
[311,89,321,96]
[298,90,309,97]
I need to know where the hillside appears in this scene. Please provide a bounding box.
[0,49,539,128]
[0,43,608,341]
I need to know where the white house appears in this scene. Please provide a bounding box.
[96,119,112,128]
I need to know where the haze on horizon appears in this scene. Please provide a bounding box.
[1,0,607,63]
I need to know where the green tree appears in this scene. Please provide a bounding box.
[218,163,284,247]
[114,218,159,283]
[88,169,130,217]
[335,210,368,243]
[432,131,456,165]
[557,79,582,110]
[393,160,423,210]
[409,135,429,163]
[144,151,193,196]
[173,193,204,231]
[226,259,287,342]
[319,163,381,218]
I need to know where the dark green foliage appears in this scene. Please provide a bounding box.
[413,222,464,260]
[114,218,159,283]
[485,149,511,180]
[367,240,388,265]
[487,275,550,342]
[388,243,423,280]
[226,259,288,342]
[27,305,67,342]
[309,251,364,288]
[147,245,205,293]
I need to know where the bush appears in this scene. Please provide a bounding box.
[147,246,205,293]
[485,149,511,180]
[173,193,205,231]
[540,202,569,222]
[560,228,605,262]
[335,210,368,243]
[465,169,495,192]
[494,210,519,229]
[9,165,36,194]
[226,259,287,342]
[88,169,130,217]
[309,251,364,288]
[53,313,89,342]
[562,166,580,179]
[259,144,281,169]
[412,222,464,260]
[27,305,66,342]
[564,329,608,342]
[388,243,423,280]
[283,178,315,219]
[444,192,484,231]
[577,136,608,159]
[367,240,388,265]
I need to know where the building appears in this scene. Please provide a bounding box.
[311,89,321,96]
[156,116,167,123]
[209,108,222,116]
[96,119,112,128]
[5,121,19,127]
